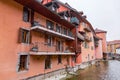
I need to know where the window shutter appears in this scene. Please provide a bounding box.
[26,55,29,70]
[61,41,64,52]
[56,40,58,51]
[16,55,20,72]
[23,7,30,22]
[44,35,48,44]
[31,10,34,25]
[49,56,52,68]
[29,31,32,44]
[52,37,55,46]
[18,28,23,43]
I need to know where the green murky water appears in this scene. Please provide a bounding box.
[64,60,120,80]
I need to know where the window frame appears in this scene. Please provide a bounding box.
[56,24,61,33]
[17,53,29,72]
[46,20,54,30]
[47,36,53,46]
[56,40,64,52]
[18,28,31,44]
[58,55,62,64]
[45,56,51,69]
[63,28,67,35]
[83,42,89,49]
[23,7,30,22]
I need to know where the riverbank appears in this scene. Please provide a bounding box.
[26,60,103,80]
[61,60,120,80]
[60,60,100,80]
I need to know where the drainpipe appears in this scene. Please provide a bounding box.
[75,25,78,64]
[75,26,78,54]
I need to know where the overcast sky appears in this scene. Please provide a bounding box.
[61,0,120,41]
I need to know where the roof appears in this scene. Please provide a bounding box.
[54,0,77,12]
[15,0,75,29]
[95,28,107,33]
[107,40,120,45]
[54,0,96,34]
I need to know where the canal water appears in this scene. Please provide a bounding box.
[64,60,120,80]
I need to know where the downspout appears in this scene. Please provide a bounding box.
[74,25,78,63]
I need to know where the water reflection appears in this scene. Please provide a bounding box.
[64,60,120,80]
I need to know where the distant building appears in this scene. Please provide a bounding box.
[116,47,120,54]
[94,36,103,60]
[95,28,107,59]
[107,40,120,54]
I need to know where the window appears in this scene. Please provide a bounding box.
[83,42,89,48]
[23,7,30,22]
[58,55,62,64]
[56,40,64,52]
[45,56,51,69]
[18,28,31,44]
[91,46,94,50]
[45,35,54,46]
[85,42,87,48]
[90,37,92,41]
[51,6,57,12]
[63,28,67,35]
[18,55,29,72]
[46,20,54,30]
[56,40,61,51]
[72,56,76,63]
[68,30,73,37]
[81,22,86,27]
[56,24,61,33]
[47,36,52,46]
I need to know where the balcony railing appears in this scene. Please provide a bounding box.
[30,22,75,40]
[70,17,79,25]
[29,42,75,55]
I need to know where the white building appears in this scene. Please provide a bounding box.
[116,47,120,54]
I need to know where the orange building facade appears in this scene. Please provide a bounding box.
[107,40,120,54]
[95,28,107,59]
[0,0,106,80]
[0,0,76,80]
[95,28,107,53]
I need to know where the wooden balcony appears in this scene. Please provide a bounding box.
[70,17,79,26]
[29,42,75,55]
[84,26,91,32]
[30,25,75,40]
[77,32,85,41]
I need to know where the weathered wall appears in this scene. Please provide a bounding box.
[95,40,103,59]
[96,33,107,53]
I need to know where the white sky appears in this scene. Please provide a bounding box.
[61,0,120,41]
